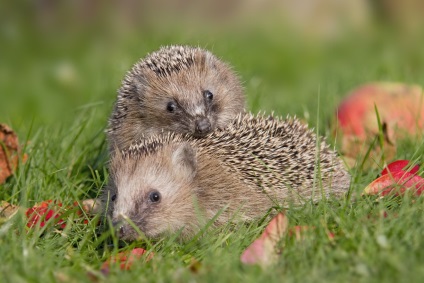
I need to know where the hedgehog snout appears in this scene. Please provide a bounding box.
[112,214,138,239]
[112,218,143,240]
[194,117,211,137]
[112,219,125,238]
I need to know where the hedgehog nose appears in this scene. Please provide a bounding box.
[112,220,124,238]
[195,117,211,136]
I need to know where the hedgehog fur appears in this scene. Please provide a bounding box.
[107,45,245,152]
[103,113,351,240]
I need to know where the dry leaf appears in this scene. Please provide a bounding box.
[0,124,26,184]
[0,201,19,219]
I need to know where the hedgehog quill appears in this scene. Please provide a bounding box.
[107,45,245,152]
[102,114,351,241]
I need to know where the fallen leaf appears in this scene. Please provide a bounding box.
[26,200,66,229]
[240,213,289,267]
[0,201,19,219]
[363,171,424,196]
[0,124,27,184]
[26,200,90,229]
[381,160,420,176]
[0,201,19,225]
[100,248,153,274]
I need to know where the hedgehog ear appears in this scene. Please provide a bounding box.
[172,143,197,181]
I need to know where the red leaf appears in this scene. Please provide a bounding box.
[363,171,424,196]
[26,200,90,229]
[240,213,289,267]
[26,200,64,229]
[101,248,153,274]
[381,160,420,176]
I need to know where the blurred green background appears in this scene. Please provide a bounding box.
[1,0,424,137]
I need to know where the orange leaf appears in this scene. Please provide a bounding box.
[0,124,27,184]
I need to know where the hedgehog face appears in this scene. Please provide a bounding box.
[108,46,245,151]
[108,143,202,240]
[140,80,219,139]
[136,50,244,139]
[168,89,215,138]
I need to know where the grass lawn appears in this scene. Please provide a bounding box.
[1,13,424,282]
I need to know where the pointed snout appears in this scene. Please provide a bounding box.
[194,117,212,137]
[111,215,143,240]
[112,219,125,238]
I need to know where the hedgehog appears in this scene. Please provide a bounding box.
[106,45,245,152]
[102,113,351,241]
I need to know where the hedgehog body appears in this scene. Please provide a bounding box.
[102,114,351,240]
[107,45,245,152]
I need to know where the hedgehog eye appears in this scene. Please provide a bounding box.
[203,90,213,102]
[111,194,117,202]
[166,101,177,113]
[148,190,161,203]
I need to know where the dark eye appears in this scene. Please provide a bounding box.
[203,90,213,101]
[149,190,161,203]
[111,194,117,201]
[167,101,177,113]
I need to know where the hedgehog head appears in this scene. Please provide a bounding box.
[105,138,203,240]
[107,45,245,150]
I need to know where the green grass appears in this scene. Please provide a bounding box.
[1,15,424,282]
